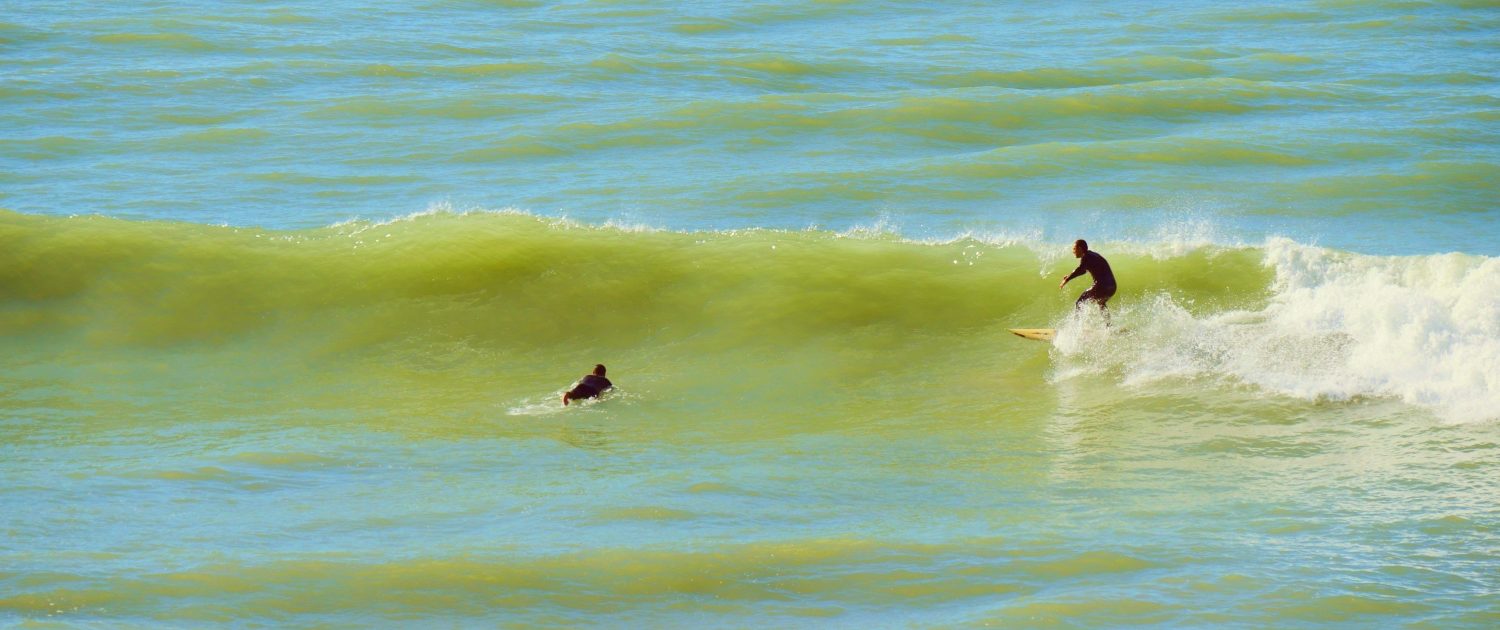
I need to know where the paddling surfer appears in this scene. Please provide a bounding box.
[1059,239,1116,322]
[562,364,613,406]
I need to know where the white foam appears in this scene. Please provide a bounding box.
[506,400,568,416]
[1055,238,1500,423]
[836,214,903,239]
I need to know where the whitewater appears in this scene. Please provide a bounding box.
[3,0,1498,627]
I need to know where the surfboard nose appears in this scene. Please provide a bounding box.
[1008,328,1056,341]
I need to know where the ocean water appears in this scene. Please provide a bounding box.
[3,0,1499,627]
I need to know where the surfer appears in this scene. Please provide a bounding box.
[562,364,613,406]
[1059,239,1116,321]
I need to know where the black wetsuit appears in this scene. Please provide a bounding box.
[567,374,612,401]
[1066,250,1117,310]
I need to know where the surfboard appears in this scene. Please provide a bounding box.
[1008,328,1055,342]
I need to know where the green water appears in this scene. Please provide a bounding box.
[3,211,1498,625]
[3,0,1499,626]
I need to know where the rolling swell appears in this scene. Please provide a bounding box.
[0,540,1166,624]
[3,209,1493,422]
[0,209,1265,351]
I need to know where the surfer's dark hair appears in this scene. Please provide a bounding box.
[1075,239,1088,250]
[594,364,607,376]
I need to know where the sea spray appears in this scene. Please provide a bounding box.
[1051,238,1500,422]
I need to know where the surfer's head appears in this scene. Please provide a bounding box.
[1073,239,1088,258]
[593,364,607,376]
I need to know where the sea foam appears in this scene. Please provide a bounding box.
[1059,238,1500,423]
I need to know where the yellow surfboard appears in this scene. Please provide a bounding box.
[1007,328,1055,342]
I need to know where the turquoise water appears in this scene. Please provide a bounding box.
[5,0,1497,252]
[3,1,1499,627]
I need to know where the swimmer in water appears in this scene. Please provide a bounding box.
[562,364,612,406]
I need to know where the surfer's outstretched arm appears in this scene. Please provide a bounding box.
[1059,266,1083,288]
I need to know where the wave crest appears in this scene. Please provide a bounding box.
[2,210,1493,422]
[1054,238,1499,423]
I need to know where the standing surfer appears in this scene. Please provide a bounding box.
[1059,239,1116,322]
